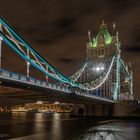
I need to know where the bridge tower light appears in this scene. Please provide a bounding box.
[93,66,105,72]
[88,30,92,43]
[113,30,121,100]
[46,65,48,82]
[26,48,30,77]
[130,70,134,100]
[0,22,2,69]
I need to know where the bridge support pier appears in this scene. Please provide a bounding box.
[71,104,86,116]
[71,103,113,117]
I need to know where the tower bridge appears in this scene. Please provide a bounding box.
[0,17,135,116]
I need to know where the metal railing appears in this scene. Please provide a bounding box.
[0,68,70,93]
[0,68,114,102]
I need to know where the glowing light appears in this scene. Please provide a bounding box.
[0,36,3,41]
[79,57,115,90]
[101,66,104,70]
[93,66,105,71]
[92,42,97,47]
[54,101,60,105]
[90,22,112,48]
[105,37,112,44]
[96,67,100,71]
[36,101,43,104]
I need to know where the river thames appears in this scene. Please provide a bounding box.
[0,112,140,140]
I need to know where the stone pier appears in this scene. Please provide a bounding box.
[71,103,113,116]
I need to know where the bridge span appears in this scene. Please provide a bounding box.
[0,17,135,116]
[0,68,114,105]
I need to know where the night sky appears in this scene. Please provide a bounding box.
[0,0,140,99]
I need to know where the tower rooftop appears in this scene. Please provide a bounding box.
[90,21,112,48]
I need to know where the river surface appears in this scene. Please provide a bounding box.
[0,112,140,140]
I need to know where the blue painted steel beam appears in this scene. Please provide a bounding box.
[114,57,131,80]
[0,31,71,85]
[0,17,71,84]
[119,59,131,80]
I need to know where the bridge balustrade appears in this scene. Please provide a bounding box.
[0,69,71,92]
[36,80,41,85]
[20,75,27,82]
[42,81,47,86]
[48,83,52,88]
[0,69,11,78]
[0,69,114,102]
[11,73,19,80]
[29,78,35,84]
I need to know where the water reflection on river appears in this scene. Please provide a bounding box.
[0,112,140,140]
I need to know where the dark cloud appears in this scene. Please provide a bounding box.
[58,58,75,63]
[133,32,140,45]
[125,46,140,52]
[54,17,75,29]
[107,0,133,10]
[33,38,53,44]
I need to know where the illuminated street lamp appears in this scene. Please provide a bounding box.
[96,67,100,71]
[54,101,60,105]
[36,101,43,104]
[93,66,104,71]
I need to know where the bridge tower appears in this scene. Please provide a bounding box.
[80,21,133,100]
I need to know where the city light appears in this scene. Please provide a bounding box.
[93,66,105,71]
[36,101,43,104]
[0,36,3,41]
[54,101,60,105]
[96,67,100,71]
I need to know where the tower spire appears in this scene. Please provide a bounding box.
[100,20,106,28]
[102,20,105,25]
[112,22,116,35]
[88,30,91,42]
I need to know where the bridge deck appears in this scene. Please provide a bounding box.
[0,69,114,104]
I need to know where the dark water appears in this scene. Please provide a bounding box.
[0,112,140,140]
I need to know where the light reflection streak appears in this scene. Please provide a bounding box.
[34,113,45,133]
[52,113,62,139]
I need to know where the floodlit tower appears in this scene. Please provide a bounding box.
[86,21,118,61]
[81,21,133,100]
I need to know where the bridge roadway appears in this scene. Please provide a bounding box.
[0,68,114,106]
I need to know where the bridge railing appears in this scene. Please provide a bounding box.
[0,69,114,102]
[0,69,70,93]
[74,88,113,101]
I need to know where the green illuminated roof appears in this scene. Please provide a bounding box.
[91,21,112,48]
